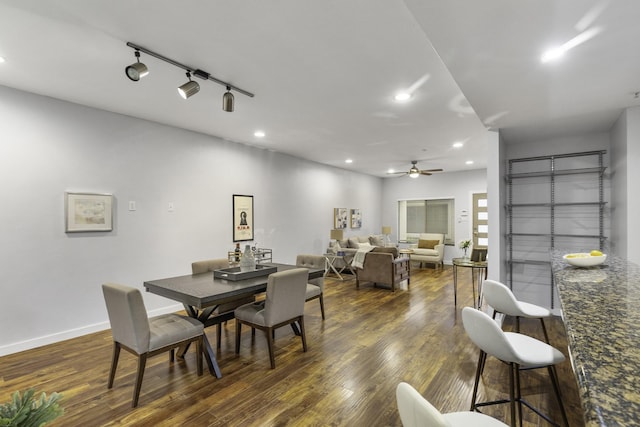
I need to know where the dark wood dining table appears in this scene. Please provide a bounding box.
[143,263,323,378]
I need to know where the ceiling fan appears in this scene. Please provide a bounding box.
[388,161,443,178]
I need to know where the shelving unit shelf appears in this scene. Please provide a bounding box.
[506,150,607,309]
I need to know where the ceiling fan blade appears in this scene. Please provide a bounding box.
[419,171,432,176]
[387,171,408,175]
[420,168,443,173]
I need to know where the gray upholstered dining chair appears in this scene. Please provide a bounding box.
[296,254,326,320]
[234,268,309,369]
[396,382,508,427]
[101,283,203,407]
[191,258,255,347]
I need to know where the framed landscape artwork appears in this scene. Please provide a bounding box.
[233,194,254,242]
[65,192,113,232]
[350,208,362,228]
[334,208,348,229]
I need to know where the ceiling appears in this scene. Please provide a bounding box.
[1,0,638,177]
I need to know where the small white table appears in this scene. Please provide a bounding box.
[323,253,355,280]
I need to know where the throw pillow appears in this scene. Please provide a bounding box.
[369,235,385,246]
[418,239,439,249]
[348,237,360,249]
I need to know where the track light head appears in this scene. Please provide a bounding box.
[222,86,234,112]
[125,50,148,81]
[177,72,200,99]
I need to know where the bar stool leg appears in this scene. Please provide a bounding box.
[509,362,517,427]
[540,317,550,344]
[470,350,486,411]
[548,365,570,427]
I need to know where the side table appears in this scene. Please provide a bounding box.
[452,257,487,309]
[323,253,355,280]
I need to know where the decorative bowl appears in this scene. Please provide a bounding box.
[563,253,607,267]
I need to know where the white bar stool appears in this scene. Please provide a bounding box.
[461,307,569,427]
[396,382,508,427]
[483,279,552,343]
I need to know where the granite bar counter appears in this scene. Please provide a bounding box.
[551,250,640,426]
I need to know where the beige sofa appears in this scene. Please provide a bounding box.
[409,233,445,268]
[328,234,386,257]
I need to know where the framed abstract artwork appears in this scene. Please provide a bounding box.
[65,192,113,232]
[350,208,362,228]
[334,208,348,229]
[233,194,254,242]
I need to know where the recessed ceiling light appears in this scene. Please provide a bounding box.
[387,168,395,174]
[345,159,353,164]
[453,142,464,148]
[465,160,474,165]
[394,93,411,102]
[254,130,265,137]
[541,46,566,63]
[0,56,6,63]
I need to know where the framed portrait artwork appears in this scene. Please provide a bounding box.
[334,208,348,229]
[65,192,113,232]
[350,208,362,228]
[233,194,254,242]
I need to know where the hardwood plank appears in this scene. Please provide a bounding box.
[0,266,585,426]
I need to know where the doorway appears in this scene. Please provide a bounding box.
[472,193,488,249]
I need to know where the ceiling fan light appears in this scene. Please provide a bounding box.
[409,168,420,178]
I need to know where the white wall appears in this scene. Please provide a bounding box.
[610,106,640,264]
[381,168,487,264]
[0,85,383,355]
[610,111,628,258]
[486,131,504,283]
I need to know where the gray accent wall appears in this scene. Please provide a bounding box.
[0,85,383,355]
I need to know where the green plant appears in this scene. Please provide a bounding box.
[459,239,471,250]
[0,389,63,427]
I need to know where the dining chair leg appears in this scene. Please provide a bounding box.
[266,327,276,369]
[132,354,148,408]
[298,316,307,352]
[196,337,203,376]
[108,342,121,389]
[319,294,325,320]
[216,324,222,349]
[235,321,242,354]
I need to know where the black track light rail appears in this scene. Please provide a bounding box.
[126,42,254,98]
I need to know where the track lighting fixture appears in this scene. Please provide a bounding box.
[125,50,149,82]
[125,42,254,111]
[177,72,200,99]
[222,86,234,112]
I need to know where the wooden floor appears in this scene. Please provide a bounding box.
[0,266,586,426]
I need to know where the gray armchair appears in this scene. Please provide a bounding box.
[355,247,410,292]
[234,268,309,369]
[102,283,203,407]
[296,254,326,319]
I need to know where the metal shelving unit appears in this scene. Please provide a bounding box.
[506,150,607,309]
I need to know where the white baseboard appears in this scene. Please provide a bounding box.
[0,303,183,357]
